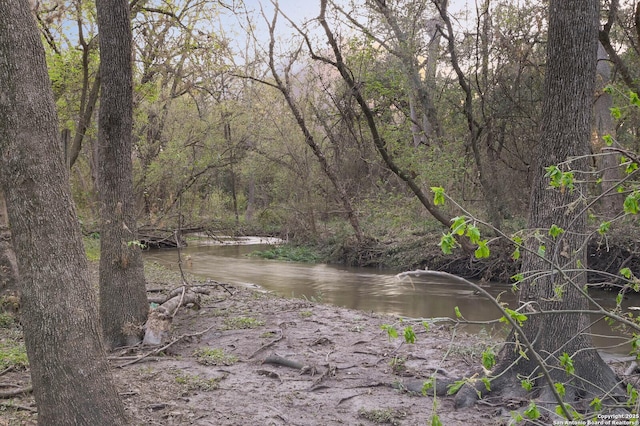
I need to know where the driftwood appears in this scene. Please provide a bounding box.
[263,354,317,375]
[0,385,32,399]
[137,226,204,249]
[120,324,217,368]
[138,230,185,249]
[143,287,201,345]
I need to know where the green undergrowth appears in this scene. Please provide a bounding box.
[222,316,264,330]
[174,372,221,392]
[194,347,238,366]
[250,244,322,263]
[0,310,27,371]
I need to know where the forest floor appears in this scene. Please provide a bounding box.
[0,261,638,425]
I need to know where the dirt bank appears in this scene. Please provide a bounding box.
[1,261,638,425]
[0,263,502,425]
[327,227,640,285]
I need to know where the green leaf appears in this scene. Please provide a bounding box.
[590,397,603,411]
[507,308,528,325]
[480,377,491,391]
[500,308,528,326]
[421,379,434,395]
[510,412,524,422]
[450,216,467,236]
[598,221,611,235]
[617,292,624,307]
[438,233,457,255]
[454,306,463,319]
[604,85,614,94]
[474,240,490,259]
[537,245,546,257]
[627,162,639,174]
[624,192,640,214]
[430,414,443,426]
[511,247,520,261]
[465,224,481,244]
[431,187,445,206]
[544,165,562,188]
[631,91,640,107]
[403,326,416,344]
[548,224,564,239]
[482,348,496,370]
[521,379,533,391]
[554,382,566,397]
[621,267,633,279]
[559,352,575,375]
[422,321,430,333]
[446,379,465,395]
[628,382,639,405]
[611,107,622,119]
[381,324,398,341]
[511,273,524,283]
[524,402,541,420]
[603,134,614,146]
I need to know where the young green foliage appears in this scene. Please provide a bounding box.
[559,352,575,375]
[403,325,416,344]
[431,186,445,206]
[499,308,528,326]
[381,324,398,341]
[482,347,496,370]
[524,402,541,420]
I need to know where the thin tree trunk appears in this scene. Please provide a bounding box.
[265,11,365,243]
[0,2,129,423]
[96,0,149,349]
[594,42,623,213]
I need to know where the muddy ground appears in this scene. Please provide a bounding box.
[0,262,637,426]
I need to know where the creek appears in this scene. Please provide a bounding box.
[144,239,638,356]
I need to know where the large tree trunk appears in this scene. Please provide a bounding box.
[456,0,623,413]
[96,0,149,349]
[0,2,129,424]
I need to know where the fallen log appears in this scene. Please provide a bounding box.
[143,288,200,345]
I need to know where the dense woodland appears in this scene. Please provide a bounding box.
[35,0,578,243]
[4,0,640,423]
[36,0,640,265]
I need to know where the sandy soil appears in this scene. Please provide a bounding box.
[2,262,631,426]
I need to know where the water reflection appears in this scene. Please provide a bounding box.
[144,242,637,355]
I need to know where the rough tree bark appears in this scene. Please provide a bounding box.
[0,1,129,423]
[456,0,625,414]
[96,0,149,349]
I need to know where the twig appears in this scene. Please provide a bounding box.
[0,386,32,398]
[249,329,283,359]
[0,401,36,412]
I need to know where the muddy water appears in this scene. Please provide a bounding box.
[144,241,637,355]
